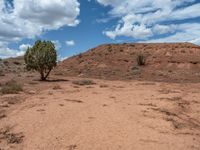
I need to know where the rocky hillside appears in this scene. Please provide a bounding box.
[0,56,25,76]
[55,43,200,82]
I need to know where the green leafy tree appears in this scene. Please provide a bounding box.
[24,40,57,81]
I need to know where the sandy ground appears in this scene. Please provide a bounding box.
[0,78,200,150]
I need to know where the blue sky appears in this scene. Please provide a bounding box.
[0,0,200,59]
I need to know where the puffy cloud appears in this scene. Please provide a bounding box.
[104,23,153,39]
[65,40,75,46]
[0,0,80,42]
[0,48,20,59]
[19,44,32,51]
[152,24,177,35]
[0,43,31,59]
[0,0,80,58]
[97,0,200,44]
[0,40,63,59]
[14,0,80,28]
[141,23,200,45]
[52,40,62,50]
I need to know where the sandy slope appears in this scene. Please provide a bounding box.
[56,43,200,82]
[0,78,200,150]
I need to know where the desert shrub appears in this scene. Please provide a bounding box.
[137,54,145,66]
[131,44,135,47]
[180,49,186,53]
[108,45,112,52]
[72,79,96,86]
[78,53,83,58]
[28,81,39,85]
[3,61,9,66]
[132,66,141,75]
[0,80,23,94]
[0,70,5,76]
[119,49,124,52]
[24,40,57,81]
[52,85,62,90]
[0,127,24,144]
[13,61,21,65]
[99,84,109,88]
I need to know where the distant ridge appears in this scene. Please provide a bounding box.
[55,42,200,82]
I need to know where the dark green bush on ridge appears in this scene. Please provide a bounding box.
[24,40,57,81]
[137,54,145,66]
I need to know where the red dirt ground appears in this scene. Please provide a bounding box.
[0,43,200,150]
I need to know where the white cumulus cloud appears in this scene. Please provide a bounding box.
[141,23,200,45]
[52,40,62,50]
[65,40,75,46]
[19,44,32,51]
[0,0,80,58]
[0,43,31,59]
[97,0,200,44]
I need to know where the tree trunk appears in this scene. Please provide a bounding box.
[40,69,52,81]
[44,69,52,80]
[40,70,46,81]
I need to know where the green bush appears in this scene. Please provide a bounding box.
[0,80,23,94]
[137,54,145,66]
[24,40,57,80]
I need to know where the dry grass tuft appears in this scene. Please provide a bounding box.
[52,84,62,90]
[72,79,96,86]
[0,80,23,94]
[0,127,24,144]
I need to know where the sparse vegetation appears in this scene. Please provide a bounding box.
[0,80,23,94]
[72,79,96,86]
[99,84,109,88]
[0,70,5,76]
[13,61,21,65]
[78,53,83,58]
[137,54,145,66]
[107,45,112,52]
[190,61,198,65]
[0,127,24,144]
[3,60,9,66]
[132,66,141,75]
[53,84,62,90]
[24,40,57,81]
